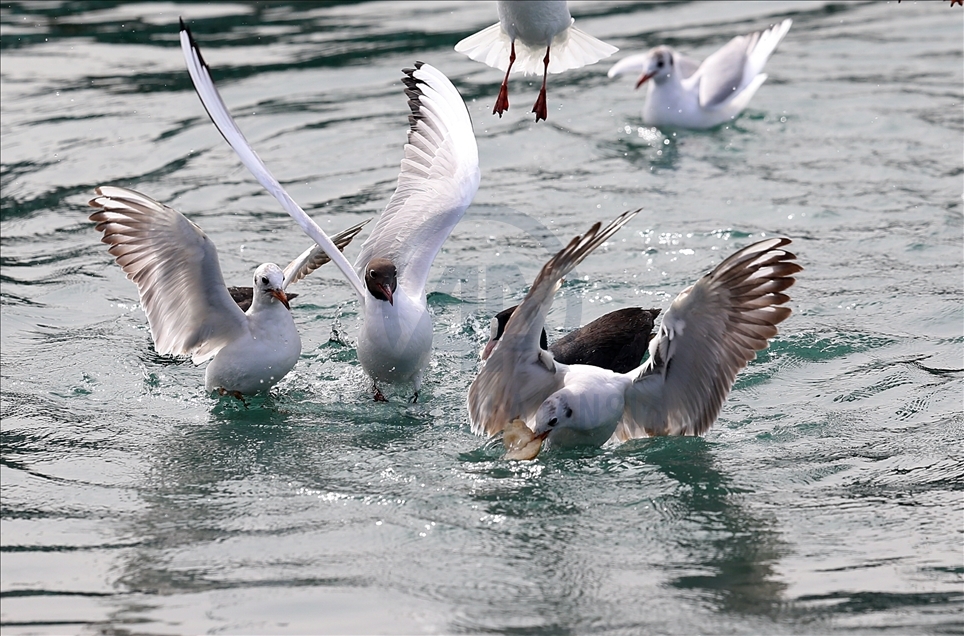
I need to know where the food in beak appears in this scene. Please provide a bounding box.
[503,418,545,460]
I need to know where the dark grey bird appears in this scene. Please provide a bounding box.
[482,305,660,373]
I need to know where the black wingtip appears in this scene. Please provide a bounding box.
[179,17,210,69]
[402,67,425,133]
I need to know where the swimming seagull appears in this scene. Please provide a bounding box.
[88,186,365,397]
[468,214,800,457]
[455,0,617,121]
[482,305,660,374]
[228,219,368,312]
[179,21,480,401]
[608,19,792,129]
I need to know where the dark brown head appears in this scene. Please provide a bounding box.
[365,258,397,305]
[481,304,549,360]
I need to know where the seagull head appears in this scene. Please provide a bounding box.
[365,258,397,306]
[533,382,625,447]
[608,46,675,88]
[532,390,575,437]
[481,305,550,361]
[253,263,290,310]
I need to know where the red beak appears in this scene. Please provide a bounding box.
[270,289,290,310]
[635,72,655,89]
[379,283,394,306]
[481,339,497,361]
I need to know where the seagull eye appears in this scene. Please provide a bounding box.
[565,407,573,418]
[369,270,376,278]
[261,276,269,285]
[657,59,664,68]
[547,417,558,428]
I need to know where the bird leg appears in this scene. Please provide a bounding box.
[217,387,248,405]
[410,391,419,404]
[493,40,516,116]
[373,383,388,402]
[531,45,550,122]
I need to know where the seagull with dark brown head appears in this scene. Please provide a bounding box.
[180,22,480,401]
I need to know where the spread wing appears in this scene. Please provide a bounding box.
[88,186,247,364]
[228,218,370,310]
[696,19,792,108]
[179,19,367,302]
[353,62,480,298]
[282,219,370,289]
[617,238,801,439]
[467,209,640,437]
[676,54,701,79]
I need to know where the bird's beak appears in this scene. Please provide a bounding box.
[379,283,394,306]
[481,339,498,361]
[270,289,291,310]
[635,72,656,89]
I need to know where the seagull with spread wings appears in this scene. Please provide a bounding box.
[88,186,365,396]
[456,0,617,121]
[179,21,480,401]
[468,210,801,457]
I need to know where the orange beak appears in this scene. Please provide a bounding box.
[270,289,290,310]
[635,72,655,89]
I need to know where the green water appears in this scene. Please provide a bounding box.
[2,1,962,633]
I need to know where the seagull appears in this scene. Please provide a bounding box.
[468,213,800,457]
[455,0,617,121]
[482,305,660,373]
[468,208,641,438]
[179,21,480,401]
[607,19,792,129]
[228,220,368,312]
[88,186,365,397]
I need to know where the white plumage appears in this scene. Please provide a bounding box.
[456,1,617,120]
[608,19,792,129]
[180,22,480,400]
[468,213,801,456]
[89,186,314,395]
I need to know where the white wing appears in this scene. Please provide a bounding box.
[456,22,616,76]
[282,219,370,289]
[467,209,640,437]
[455,22,511,71]
[617,238,801,439]
[88,186,247,365]
[676,53,701,79]
[178,19,367,302]
[696,19,792,109]
[607,51,650,79]
[545,25,618,75]
[353,62,480,298]
[608,49,698,80]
